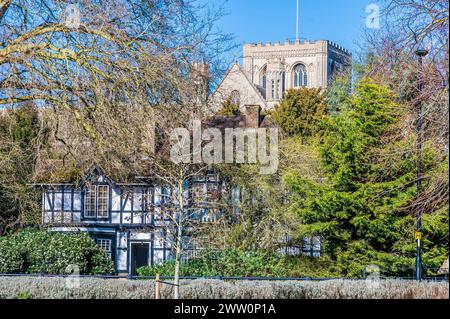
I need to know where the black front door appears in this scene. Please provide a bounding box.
[131,243,149,275]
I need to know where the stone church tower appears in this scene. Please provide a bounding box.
[210,39,351,111]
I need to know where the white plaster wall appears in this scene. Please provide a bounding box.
[43,211,52,223]
[111,212,121,224]
[73,192,81,211]
[111,187,121,211]
[130,232,152,241]
[154,250,164,265]
[72,212,81,223]
[116,231,128,271]
[122,212,131,224]
[133,188,143,211]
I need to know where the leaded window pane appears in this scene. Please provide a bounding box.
[85,186,96,217]
[97,239,112,257]
[97,185,109,217]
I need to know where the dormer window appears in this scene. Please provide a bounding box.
[84,185,110,218]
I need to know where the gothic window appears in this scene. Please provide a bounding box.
[270,71,286,100]
[271,80,275,99]
[276,79,280,99]
[260,66,267,89]
[293,64,308,88]
[230,90,240,106]
[281,71,286,95]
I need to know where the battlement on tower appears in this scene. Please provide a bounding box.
[243,39,351,56]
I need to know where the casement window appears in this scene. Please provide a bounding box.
[97,186,109,217]
[85,186,96,217]
[97,239,112,257]
[302,237,321,257]
[84,185,109,218]
[161,186,170,206]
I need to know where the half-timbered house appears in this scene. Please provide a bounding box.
[36,104,321,275]
[36,165,222,275]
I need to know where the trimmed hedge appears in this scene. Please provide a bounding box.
[0,229,114,275]
[0,276,448,299]
[138,249,338,278]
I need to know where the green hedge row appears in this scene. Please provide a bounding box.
[0,229,114,275]
[138,249,338,278]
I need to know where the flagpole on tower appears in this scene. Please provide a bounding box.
[296,0,299,40]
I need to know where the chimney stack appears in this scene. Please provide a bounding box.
[244,105,261,128]
[191,62,210,104]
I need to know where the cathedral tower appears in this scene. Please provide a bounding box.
[210,39,351,111]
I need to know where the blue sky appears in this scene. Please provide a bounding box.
[212,0,376,58]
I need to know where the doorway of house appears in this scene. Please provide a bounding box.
[131,243,149,276]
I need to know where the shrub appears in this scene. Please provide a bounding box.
[286,81,448,277]
[0,276,447,299]
[218,97,240,116]
[0,228,114,275]
[326,75,352,114]
[17,291,32,299]
[137,249,337,278]
[271,88,328,137]
[0,104,42,234]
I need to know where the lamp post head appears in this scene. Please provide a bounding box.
[415,49,429,57]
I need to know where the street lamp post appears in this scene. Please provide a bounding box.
[414,48,428,281]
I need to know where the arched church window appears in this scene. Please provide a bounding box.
[276,79,280,99]
[230,90,240,106]
[271,80,275,99]
[260,66,267,89]
[293,64,308,88]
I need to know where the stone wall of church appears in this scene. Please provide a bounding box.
[243,40,327,88]
[209,64,266,114]
[242,40,351,108]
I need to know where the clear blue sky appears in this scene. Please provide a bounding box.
[212,0,376,58]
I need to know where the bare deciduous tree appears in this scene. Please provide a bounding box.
[0,0,234,238]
